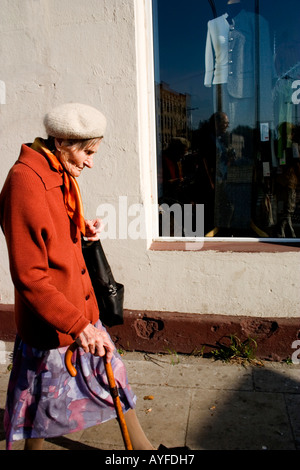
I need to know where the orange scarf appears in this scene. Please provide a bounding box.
[31,138,86,235]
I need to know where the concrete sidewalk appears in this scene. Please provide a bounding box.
[0,344,300,451]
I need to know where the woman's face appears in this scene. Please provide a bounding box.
[55,139,102,177]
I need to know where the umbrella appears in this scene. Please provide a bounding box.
[65,342,133,450]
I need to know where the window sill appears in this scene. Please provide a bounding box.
[150,238,300,252]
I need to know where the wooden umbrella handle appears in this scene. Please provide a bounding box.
[64,343,133,450]
[65,342,78,377]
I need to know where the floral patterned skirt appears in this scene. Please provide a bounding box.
[4,322,136,450]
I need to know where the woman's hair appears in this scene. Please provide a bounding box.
[45,136,102,153]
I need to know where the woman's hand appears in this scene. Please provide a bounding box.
[84,218,103,241]
[76,323,115,362]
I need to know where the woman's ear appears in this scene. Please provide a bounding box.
[54,138,63,152]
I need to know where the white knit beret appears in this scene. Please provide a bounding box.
[44,103,107,139]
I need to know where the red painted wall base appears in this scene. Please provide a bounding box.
[1,304,299,362]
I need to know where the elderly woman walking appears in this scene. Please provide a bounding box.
[0,103,154,451]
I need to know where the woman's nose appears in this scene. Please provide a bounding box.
[84,157,94,168]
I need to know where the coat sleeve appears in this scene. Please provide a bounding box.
[204,23,214,87]
[0,164,89,339]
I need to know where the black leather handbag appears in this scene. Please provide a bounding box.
[82,238,124,327]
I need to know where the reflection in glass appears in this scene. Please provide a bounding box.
[153,0,300,239]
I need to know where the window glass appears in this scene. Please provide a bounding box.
[153,0,300,239]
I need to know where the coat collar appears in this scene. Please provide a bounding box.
[18,144,63,190]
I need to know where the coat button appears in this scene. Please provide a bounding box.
[85,294,90,301]
[81,268,86,275]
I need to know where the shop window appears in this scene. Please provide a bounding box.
[152,0,300,241]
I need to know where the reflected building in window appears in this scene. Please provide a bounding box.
[157,82,190,149]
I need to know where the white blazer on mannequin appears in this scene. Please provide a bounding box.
[204,13,230,86]
[204,10,274,101]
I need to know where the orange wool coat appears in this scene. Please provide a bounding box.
[0,144,99,349]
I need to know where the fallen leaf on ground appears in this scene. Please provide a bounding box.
[143,395,154,400]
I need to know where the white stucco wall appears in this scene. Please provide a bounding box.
[0,0,299,318]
